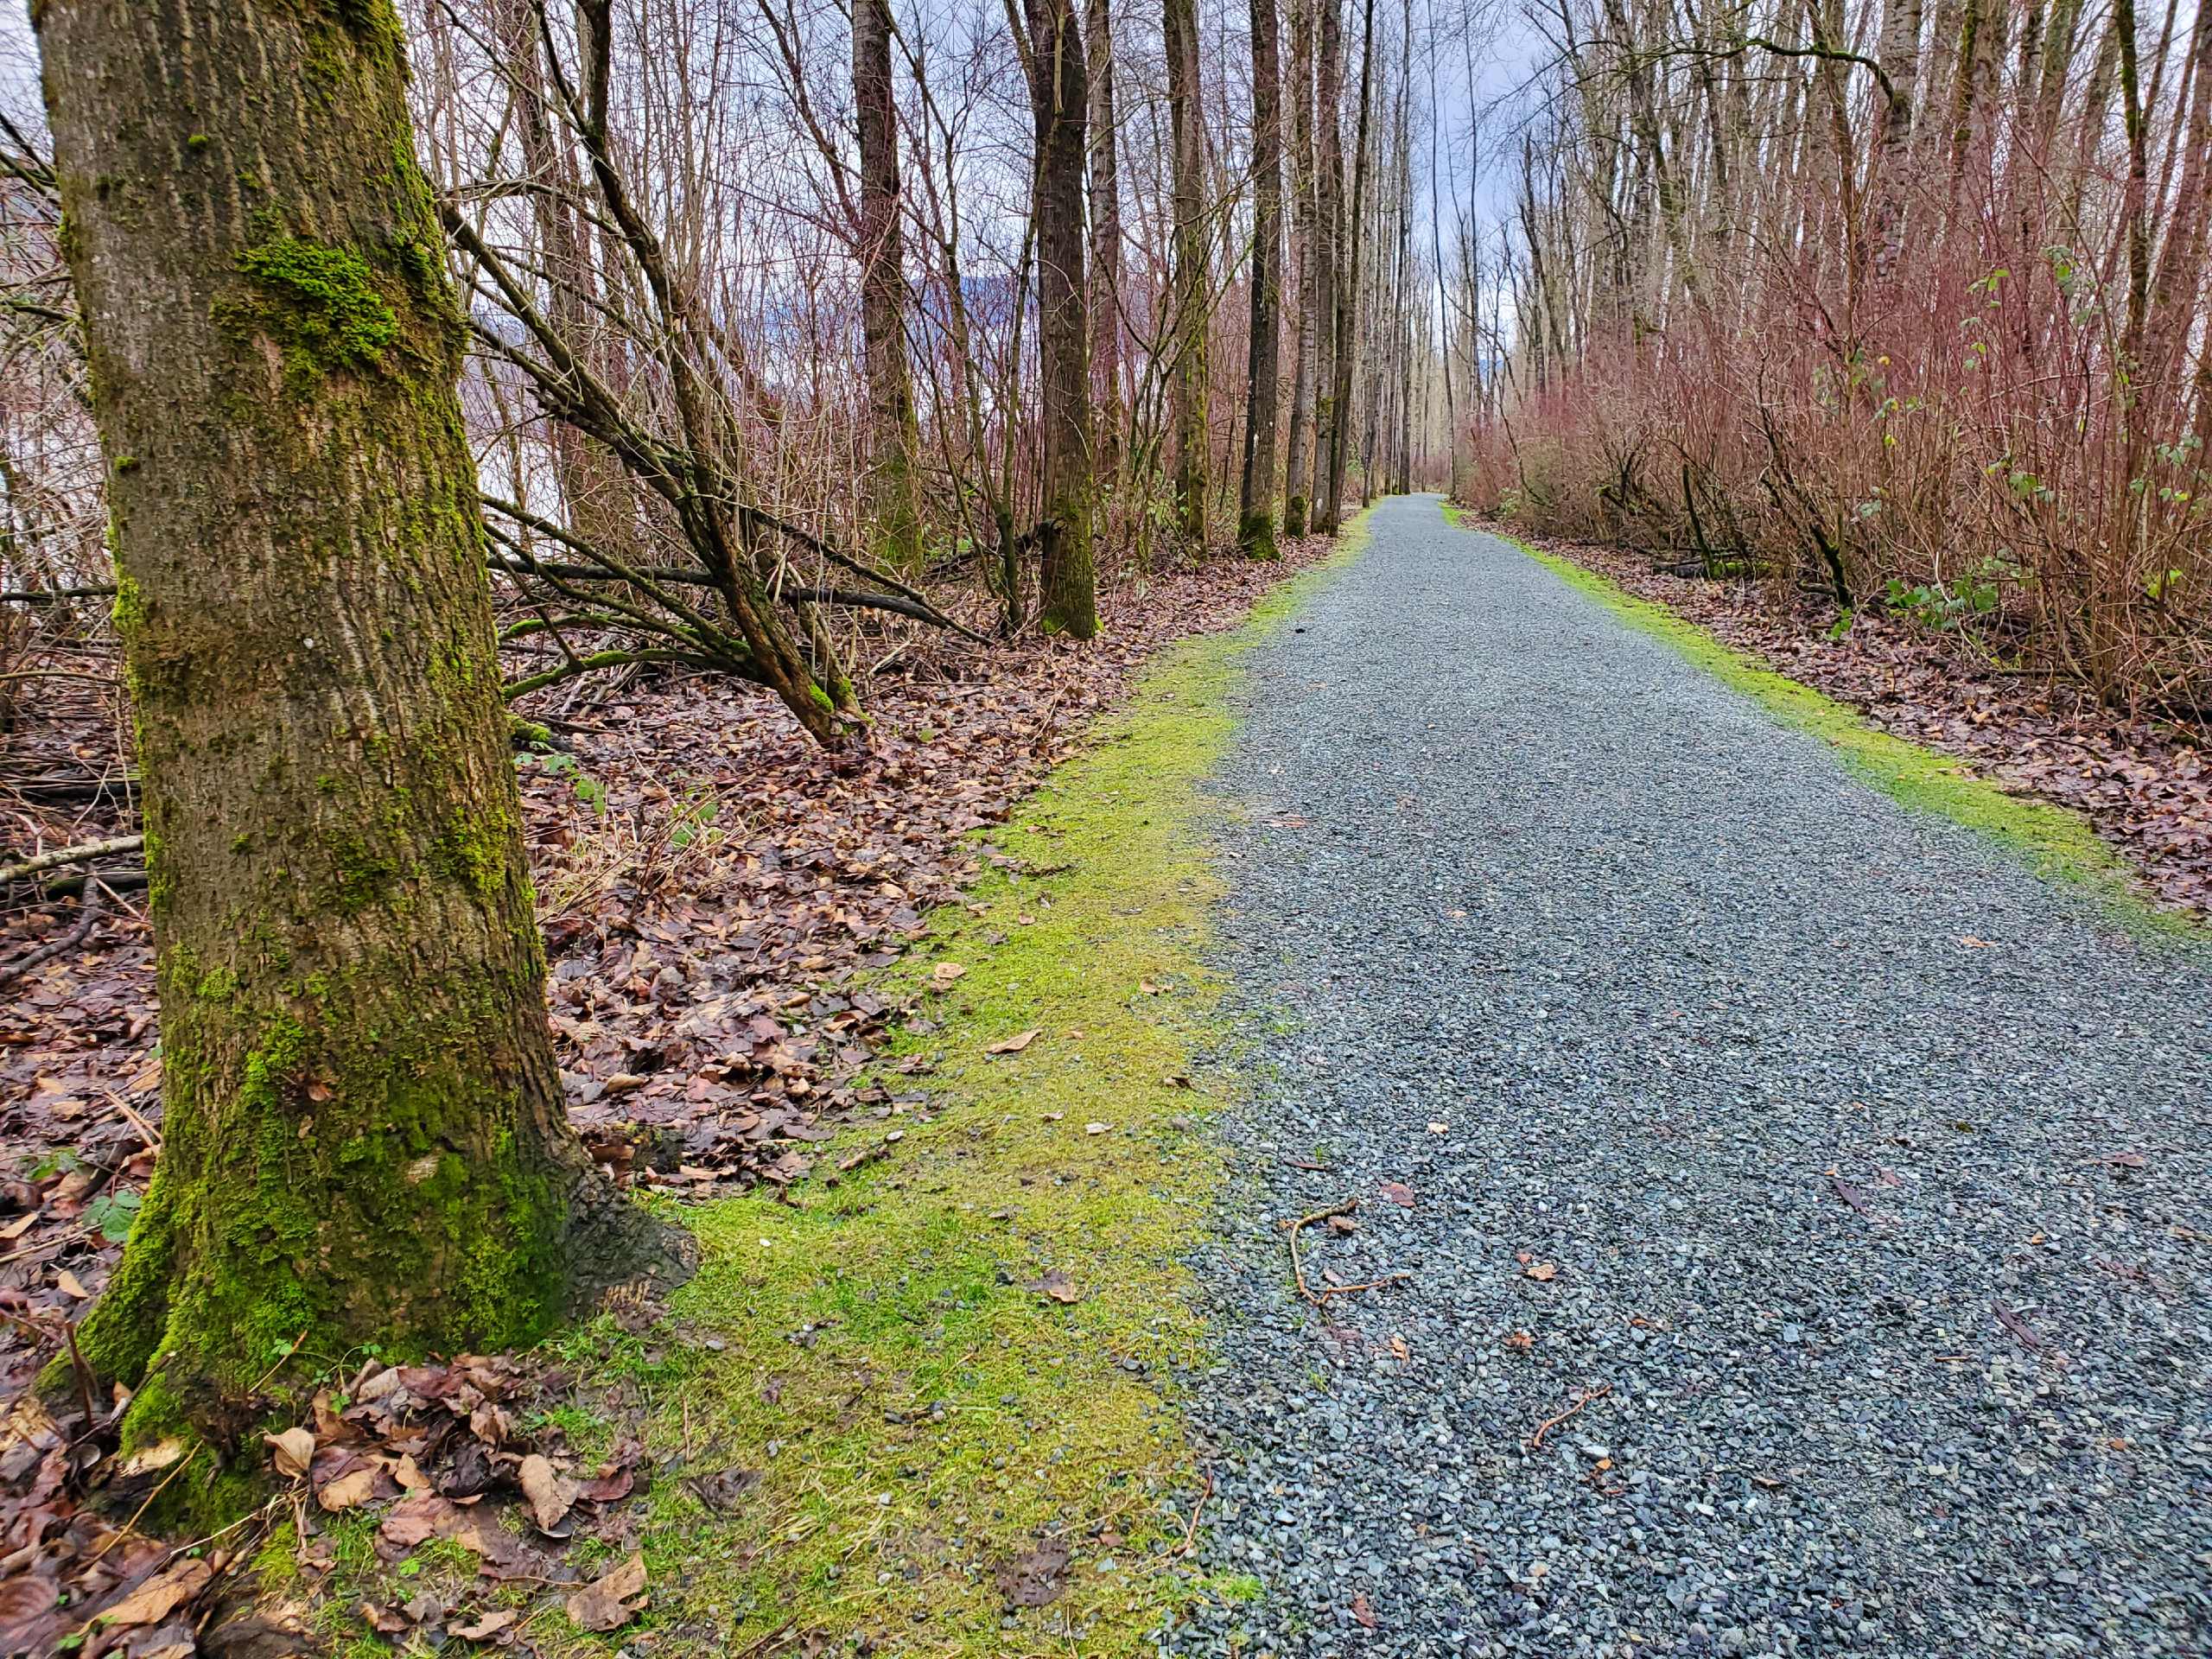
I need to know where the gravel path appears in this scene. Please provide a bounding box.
[1168,496,2212,1659]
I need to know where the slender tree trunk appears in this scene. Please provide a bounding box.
[1239,0,1286,556]
[1310,0,1346,526]
[1322,0,1376,526]
[33,0,655,1465]
[1022,0,1099,635]
[491,0,639,566]
[854,0,925,569]
[1867,0,1923,288]
[1282,0,1320,536]
[1085,0,1127,490]
[1165,0,1210,549]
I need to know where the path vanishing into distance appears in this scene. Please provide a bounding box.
[1167,495,2212,1658]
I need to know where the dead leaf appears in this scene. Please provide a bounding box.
[317,1465,378,1511]
[1524,1262,1558,1282]
[1504,1331,1535,1351]
[380,1493,461,1549]
[1351,1590,1378,1629]
[1992,1300,2044,1351]
[1084,1121,1110,1135]
[1028,1268,1081,1304]
[55,1269,89,1299]
[987,1027,1040,1054]
[1426,1121,1448,1135]
[518,1453,577,1533]
[1388,1335,1409,1360]
[930,963,967,987]
[1378,1181,1414,1207]
[451,1609,520,1641]
[1827,1173,1874,1217]
[92,1558,212,1630]
[565,1552,646,1633]
[264,1427,315,1480]
[994,1539,1070,1607]
[1959,935,1993,948]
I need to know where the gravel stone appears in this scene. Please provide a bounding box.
[1161,497,2212,1657]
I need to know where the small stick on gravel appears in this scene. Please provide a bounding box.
[1528,1383,1611,1451]
[1172,1465,1214,1557]
[1281,1199,1414,1306]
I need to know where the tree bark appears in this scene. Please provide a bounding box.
[1238,0,1286,557]
[854,0,925,569]
[1309,0,1346,527]
[32,0,656,1465]
[1322,0,1376,527]
[1165,0,1211,549]
[1085,0,1127,486]
[1282,0,1320,536]
[1021,0,1099,636]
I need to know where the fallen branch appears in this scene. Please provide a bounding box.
[0,835,143,887]
[1172,1465,1213,1557]
[1280,1200,1413,1306]
[0,875,105,986]
[1528,1383,1611,1452]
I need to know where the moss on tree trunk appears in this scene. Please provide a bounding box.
[35,0,642,1465]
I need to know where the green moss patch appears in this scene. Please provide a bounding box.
[1440,502,2194,938]
[410,531,1370,1656]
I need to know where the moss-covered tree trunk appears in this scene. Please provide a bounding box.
[35,0,607,1448]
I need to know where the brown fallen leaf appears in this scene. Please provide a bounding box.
[1028,1268,1082,1304]
[264,1427,315,1480]
[54,1269,90,1299]
[1827,1173,1874,1217]
[1504,1331,1535,1351]
[1351,1590,1378,1629]
[1992,1300,2044,1351]
[451,1609,521,1641]
[1378,1181,1414,1207]
[930,963,967,987]
[92,1558,213,1630]
[987,1027,1041,1054]
[1388,1335,1410,1360]
[380,1493,463,1550]
[316,1465,378,1512]
[518,1452,578,1533]
[565,1552,647,1633]
[1524,1262,1557,1282]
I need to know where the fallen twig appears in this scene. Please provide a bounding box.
[0,874,106,986]
[0,835,143,887]
[1281,1200,1413,1306]
[1528,1383,1611,1452]
[1172,1465,1213,1558]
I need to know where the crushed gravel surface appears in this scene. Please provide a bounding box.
[1166,496,2212,1659]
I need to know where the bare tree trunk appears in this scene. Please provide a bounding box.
[1021,0,1100,635]
[1085,0,1127,486]
[1283,0,1321,535]
[1322,0,1376,528]
[1239,0,1287,556]
[854,0,925,569]
[32,0,658,1463]
[1309,0,1345,524]
[1165,0,1210,549]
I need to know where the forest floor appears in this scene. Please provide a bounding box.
[1166,496,2212,1657]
